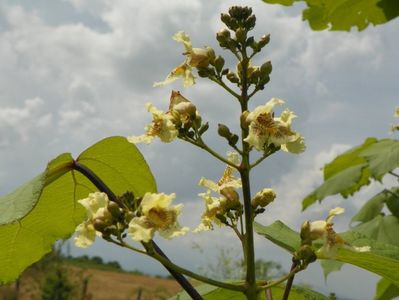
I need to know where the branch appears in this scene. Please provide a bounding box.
[72,161,202,300]
[282,261,299,300]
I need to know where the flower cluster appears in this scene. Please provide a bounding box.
[154,31,214,87]
[128,91,201,144]
[195,152,243,232]
[74,191,188,247]
[243,98,305,154]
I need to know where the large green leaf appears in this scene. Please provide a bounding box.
[0,136,156,283]
[375,278,399,300]
[360,139,399,180]
[254,221,399,285]
[350,191,387,224]
[170,283,329,299]
[302,163,369,210]
[261,0,399,31]
[351,215,399,247]
[302,138,399,210]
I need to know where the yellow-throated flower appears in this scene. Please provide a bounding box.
[127,103,178,144]
[243,98,305,153]
[154,31,213,87]
[128,192,188,242]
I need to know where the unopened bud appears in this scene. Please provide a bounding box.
[221,187,241,209]
[260,61,272,77]
[218,123,232,138]
[251,188,276,208]
[214,56,225,73]
[221,13,232,26]
[240,111,250,129]
[228,134,239,146]
[107,202,122,219]
[245,15,256,30]
[258,34,270,48]
[235,27,247,43]
[198,122,209,135]
[93,219,107,232]
[226,72,239,84]
[296,245,317,265]
[206,47,216,64]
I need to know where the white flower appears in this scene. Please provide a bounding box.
[127,103,178,144]
[74,192,111,248]
[194,190,227,232]
[128,193,188,242]
[244,98,305,153]
[154,31,211,87]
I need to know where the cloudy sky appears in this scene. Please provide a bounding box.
[0,0,398,298]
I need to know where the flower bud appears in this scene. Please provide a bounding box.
[300,221,312,244]
[296,244,317,264]
[260,61,272,77]
[206,47,216,64]
[226,71,239,84]
[198,122,209,135]
[251,188,276,208]
[93,219,107,232]
[245,15,256,30]
[217,123,232,138]
[221,13,232,26]
[240,111,250,129]
[235,27,247,43]
[214,56,225,73]
[221,187,241,209]
[258,34,270,48]
[107,201,122,219]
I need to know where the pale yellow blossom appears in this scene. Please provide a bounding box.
[127,103,178,144]
[244,98,305,153]
[128,193,188,242]
[74,192,111,248]
[154,31,211,87]
[194,190,227,232]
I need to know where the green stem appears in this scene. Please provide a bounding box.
[257,264,301,290]
[210,76,241,101]
[149,247,246,292]
[238,50,257,299]
[182,136,238,168]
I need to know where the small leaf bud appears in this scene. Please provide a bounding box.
[251,188,276,208]
[217,123,232,138]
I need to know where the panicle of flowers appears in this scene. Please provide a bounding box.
[154,31,214,87]
[127,91,203,145]
[243,98,305,154]
[74,190,189,247]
